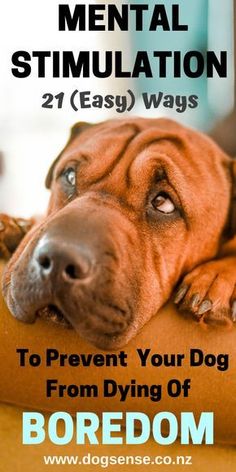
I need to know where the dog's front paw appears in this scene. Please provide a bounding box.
[0,214,33,259]
[174,258,236,325]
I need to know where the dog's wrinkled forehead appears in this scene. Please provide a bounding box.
[46,120,139,188]
[45,118,233,237]
[47,118,230,195]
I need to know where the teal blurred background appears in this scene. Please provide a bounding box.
[131,0,234,129]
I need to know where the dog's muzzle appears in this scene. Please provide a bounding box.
[5,198,138,347]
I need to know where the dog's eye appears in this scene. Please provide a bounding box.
[60,167,77,198]
[64,168,76,187]
[152,193,175,213]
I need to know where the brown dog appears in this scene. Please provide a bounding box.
[1,117,236,349]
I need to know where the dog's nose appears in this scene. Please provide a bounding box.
[34,238,92,282]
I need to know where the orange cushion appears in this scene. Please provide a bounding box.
[0,261,235,444]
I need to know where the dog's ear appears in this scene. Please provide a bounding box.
[225,160,236,238]
[45,121,92,189]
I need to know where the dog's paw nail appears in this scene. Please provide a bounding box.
[0,220,5,232]
[174,285,188,304]
[190,293,201,309]
[197,299,212,316]
[231,301,236,322]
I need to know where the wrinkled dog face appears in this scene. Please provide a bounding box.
[2,118,231,348]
